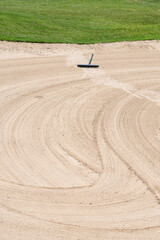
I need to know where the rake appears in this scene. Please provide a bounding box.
[77,54,99,68]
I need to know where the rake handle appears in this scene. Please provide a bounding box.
[88,54,94,65]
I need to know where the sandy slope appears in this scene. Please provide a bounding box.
[0,40,160,239]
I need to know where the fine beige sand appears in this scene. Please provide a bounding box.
[0,40,160,239]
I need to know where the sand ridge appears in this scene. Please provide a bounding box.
[0,40,160,239]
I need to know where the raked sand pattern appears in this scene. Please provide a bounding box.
[0,40,160,239]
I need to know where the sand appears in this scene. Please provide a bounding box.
[0,40,160,239]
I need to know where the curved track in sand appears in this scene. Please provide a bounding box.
[0,40,160,239]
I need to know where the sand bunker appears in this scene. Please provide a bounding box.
[0,40,160,239]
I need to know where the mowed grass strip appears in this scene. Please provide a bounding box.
[0,0,160,43]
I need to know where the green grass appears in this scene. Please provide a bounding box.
[0,0,160,43]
